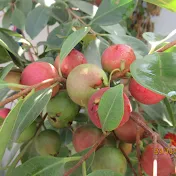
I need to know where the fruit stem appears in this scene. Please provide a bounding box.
[163,98,176,127]
[82,161,87,176]
[108,68,120,86]
[64,132,110,176]
[113,132,138,176]
[0,77,66,107]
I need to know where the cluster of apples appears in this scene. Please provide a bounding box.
[1,43,174,175]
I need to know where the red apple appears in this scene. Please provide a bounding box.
[54,49,87,78]
[129,78,165,105]
[101,44,136,79]
[141,143,173,176]
[20,62,59,97]
[88,88,132,129]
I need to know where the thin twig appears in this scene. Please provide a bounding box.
[130,112,176,160]
[113,132,138,176]
[64,133,109,176]
[136,125,142,176]
[0,77,66,107]
[156,40,176,52]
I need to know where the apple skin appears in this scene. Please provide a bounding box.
[141,143,173,176]
[20,62,59,97]
[88,88,132,129]
[129,78,165,105]
[66,64,108,107]
[35,129,61,156]
[4,71,21,91]
[0,108,10,119]
[114,113,145,143]
[95,0,102,6]
[47,91,80,128]
[91,147,127,175]
[54,49,87,78]
[17,122,37,143]
[0,108,10,125]
[119,142,132,155]
[73,124,102,152]
[101,44,136,79]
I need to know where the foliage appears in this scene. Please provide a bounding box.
[0,0,175,176]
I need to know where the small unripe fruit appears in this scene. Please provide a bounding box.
[129,78,165,105]
[88,88,132,129]
[17,122,37,143]
[66,64,108,107]
[0,108,10,119]
[4,71,21,91]
[119,142,132,155]
[35,129,61,156]
[20,62,59,97]
[47,91,79,128]
[141,143,173,176]
[0,108,10,125]
[73,125,102,152]
[114,114,145,143]
[101,44,136,79]
[91,147,127,175]
[54,49,87,78]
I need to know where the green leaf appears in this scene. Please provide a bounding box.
[0,62,14,79]
[0,28,23,37]
[16,0,33,16]
[12,88,52,142]
[144,0,176,12]
[143,30,176,54]
[11,8,26,29]
[60,27,90,61]
[130,52,176,97]
[108,34,149,59]
[88,170,122,176]
[51,6,69,23]
[0,31,25,63]
[2,8,12,28]
[0,88,9,101]
[0,45,11,63]
[47,22,72,49]
[69,0,98,17]
[11,156,80,176]
[84,37,109,68]
[0,0,10,10]
[0,99,23,162]
[101,23,126,35]
[25,5,50,39]
[98,85,124,132]
[91,0,133,25]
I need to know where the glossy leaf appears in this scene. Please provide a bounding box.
[2,9,12,28]
[0,28,23,37]
[108,34,149,59]
[16,0,33,16]
[60,27,90,62]
[25,5,50,39]
[0,99,23,162]
[69,0,98,17]
[101,23,126,35]
[10,156,80,176]
[88,170,122,176]
[144,0,176,12]
[11,8,26,29]
[130,52,176,97]
[11,88,52,142]
[143,29,176,53]
[0,45,11,63]
[0,62,14,79]
[0,88,9,101]
[91,0,133,25]
[98,84,124,132]
[47,22,73,49]
[0,31,24,62]
[84,37,109,68]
